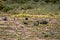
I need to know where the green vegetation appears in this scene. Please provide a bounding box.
[0,0,60,13]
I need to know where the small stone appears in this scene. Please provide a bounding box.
[3,17,7,21]
[33,21,39,26]
[25,17,28,20]
[40,20,48,24]
[23,21,28,25]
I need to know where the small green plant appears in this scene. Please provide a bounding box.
[49,14,54,16]
[41,32,53,38]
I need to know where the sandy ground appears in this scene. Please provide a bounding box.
[0,15,60,40]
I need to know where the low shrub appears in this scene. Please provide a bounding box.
[55,13,58,15]
[59,6,60,10]
[2,3,20,12]
[43,0,59,4]
[0,1,4,10]
[21,3,33,10]
[33,0,39,2]
[2,5,12,12]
